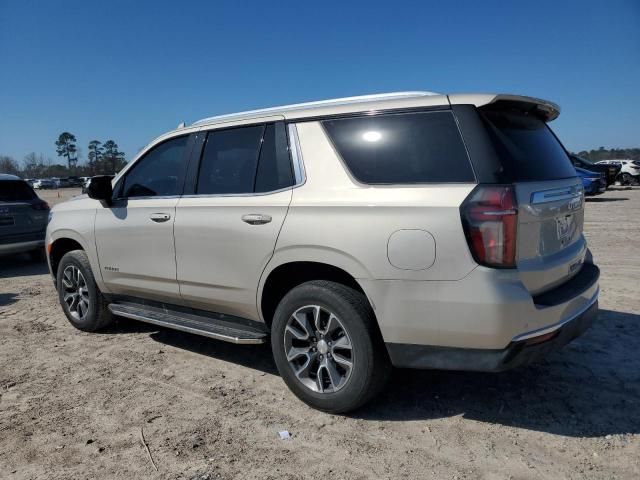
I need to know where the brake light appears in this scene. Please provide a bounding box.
[32,201,50,211]
[460,185,518,268]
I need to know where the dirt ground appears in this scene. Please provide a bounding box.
[1,187,639,479]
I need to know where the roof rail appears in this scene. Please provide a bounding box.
[192,91,439,126]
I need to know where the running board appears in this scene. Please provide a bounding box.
[108,302,267,345]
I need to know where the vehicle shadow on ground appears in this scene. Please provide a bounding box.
[586,197,628,202]
[355,308,640,438]
[107,309,639,437]
[0,254,49,279]
[0,292,19,306]
[104,318,278,375]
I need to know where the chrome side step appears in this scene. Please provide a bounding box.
[108,302,267,345]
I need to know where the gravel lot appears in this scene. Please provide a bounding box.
[1,187,639,479]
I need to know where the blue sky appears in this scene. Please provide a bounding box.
[1,0,638,164]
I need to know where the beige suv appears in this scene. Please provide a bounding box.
[46,92,600,412]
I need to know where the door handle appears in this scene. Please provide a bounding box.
[241,214,272,225]
[149,213,171,223]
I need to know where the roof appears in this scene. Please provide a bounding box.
[0,174,21,181]
[192,91,441,127]
[190,91,560,128]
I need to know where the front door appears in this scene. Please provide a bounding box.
[95,134,191,301]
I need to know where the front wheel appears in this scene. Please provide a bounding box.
[56,250,113,332]
[271,280,390,413]
[621,172,632,185]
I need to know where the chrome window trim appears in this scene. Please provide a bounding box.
[113,195,182,201]
[180,185,294,199]
[287,123,306,185]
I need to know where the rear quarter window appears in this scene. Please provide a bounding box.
[322,111,475,184]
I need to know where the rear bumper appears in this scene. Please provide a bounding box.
[386,297,597,371]
[360,260,599,354]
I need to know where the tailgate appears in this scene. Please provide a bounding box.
[477,101,588,295]
[515,179,586,295]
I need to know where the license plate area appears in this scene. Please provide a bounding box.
[0,216,15,227]
[556,214,574,243]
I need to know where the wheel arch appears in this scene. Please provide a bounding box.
[258,253,376,331]
[47,230,100,285]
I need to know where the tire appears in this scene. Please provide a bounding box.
[56,249,113,332]
[271,280,391,413]
[621,173,632,185]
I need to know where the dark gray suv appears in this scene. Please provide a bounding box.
[0,174,50,260]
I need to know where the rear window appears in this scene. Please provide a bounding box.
[322,111,475,184]
[480,109,577,181]
[0,180,37,202]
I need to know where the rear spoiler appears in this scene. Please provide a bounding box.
[448,93,560,122]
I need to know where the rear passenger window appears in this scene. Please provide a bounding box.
[196,122,294,195]
[322,111,474,184]
[121,135,188,198]
[197,126,264,194]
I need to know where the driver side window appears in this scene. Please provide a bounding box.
[120,135,189,198]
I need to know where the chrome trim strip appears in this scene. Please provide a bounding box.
[288,123,305,185]
[530,186,582,205]
[107,305,265,345]
[511,287,599,342]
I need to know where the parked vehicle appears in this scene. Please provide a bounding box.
[51,177,71,188]
[46,92,599,412]
[570,154,619,187]
[575,166,606,196]
[33,179,55,189]
[0,174,50,260]
[596,159,640,185]
[67,176,85,188]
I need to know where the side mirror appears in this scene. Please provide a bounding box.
[87,176,113,205]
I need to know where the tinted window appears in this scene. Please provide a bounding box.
[197,126,264,194]
[0,180,37,202]
[480,109,576,181]
[121,136,188,198]
[322,111,474,184]
[255,123,294,192]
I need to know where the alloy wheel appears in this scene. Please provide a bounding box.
[283,305,354,393]
[61,265,90,321]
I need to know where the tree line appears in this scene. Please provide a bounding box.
[0,132,127,179]
[574,147,640,162]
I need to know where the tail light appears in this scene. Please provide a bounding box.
[460,185,518,268]
[31,201,50,211]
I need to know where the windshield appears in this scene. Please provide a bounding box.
[480,109,577,181]
[0,180,37,202]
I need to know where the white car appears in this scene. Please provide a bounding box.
[596,159,640,184]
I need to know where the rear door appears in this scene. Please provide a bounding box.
[478,107,586,295]
[174,120,294,320]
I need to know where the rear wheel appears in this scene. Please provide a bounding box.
[621,172,632,185]
[271,280,390,413]
[56,250,113,332]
